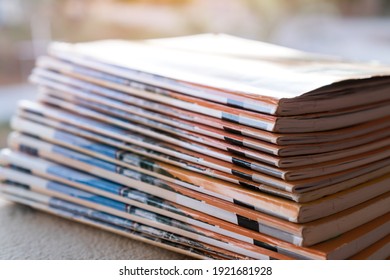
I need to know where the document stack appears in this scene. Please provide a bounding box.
[1,34,389,259]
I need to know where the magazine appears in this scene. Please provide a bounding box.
[0,168,289,260]
[6,134,390,247]
[10,117,390,224]
[33,60,390,133]
[1,158,387,259]
[47,34,390,118]
[36,86,390,171]
[15,108,390,204]
[30,72,390,157]
[16,100,390,193]
[0,185,238,260]
[31,65,390,146]
[348,235,390,260]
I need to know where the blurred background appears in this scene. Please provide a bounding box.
[0,0,390,145]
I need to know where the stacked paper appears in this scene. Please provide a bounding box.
[1,34,389,259]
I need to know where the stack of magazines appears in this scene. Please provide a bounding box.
[1,34,389,260]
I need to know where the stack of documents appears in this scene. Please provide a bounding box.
[1,34,389,259]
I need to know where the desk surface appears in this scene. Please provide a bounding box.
[0,198,190,259]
